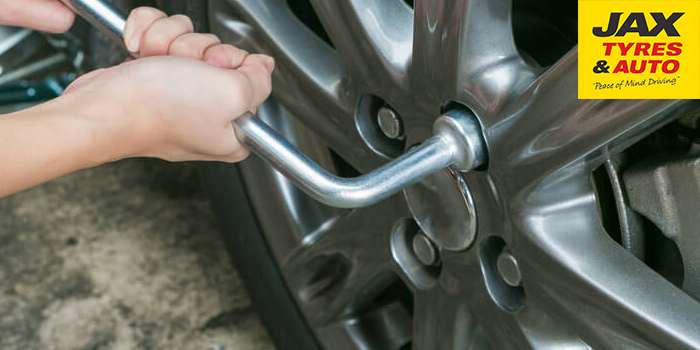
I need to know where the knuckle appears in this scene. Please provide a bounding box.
[143,32,170,54]
[231,47,249,62]
[236,45,250,54]
[226,44,248,55]
[128,7,143,18]
[203,33,222,44]
[131,6,166,20]
[171,14,194,32]
[169,36,197,56]
[223,44,247,59]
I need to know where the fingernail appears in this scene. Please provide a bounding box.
[264,56,275,73]
[126,31,141,53]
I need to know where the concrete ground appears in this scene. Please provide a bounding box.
[0,159,275,350]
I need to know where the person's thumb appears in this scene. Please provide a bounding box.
[228,54,274,116]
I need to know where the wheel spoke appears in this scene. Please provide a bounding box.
[427,256,590,349]
[517,178,700,349]
[239,99,350,261]
[308,0,413,90]
[280,199,408,326]
[315,302,412,350]
[512,302,592,350]
[489,48,694,191]
[210,0,373,168]
[411,0,532,107]
[412,289,495,350]
[413,290,467,350]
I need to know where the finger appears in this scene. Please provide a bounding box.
[229,54,275,114]
[203,44,249,69]
[123,7,167,53]
[168,33,220,59]
[218,123,251,162]
[138,14,195,57]
[183,122,250,163]
[223,147,251,162]
[0,0,75,33]
[191,148,250,163]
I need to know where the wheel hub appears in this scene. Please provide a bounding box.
[403,166,477,251]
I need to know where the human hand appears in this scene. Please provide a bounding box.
[0,0,75,33]
[62,7,274,163]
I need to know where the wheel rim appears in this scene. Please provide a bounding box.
[210,0,700,349]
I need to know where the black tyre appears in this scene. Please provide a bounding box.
[198,162,322,350]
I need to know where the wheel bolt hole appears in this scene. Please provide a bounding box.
[391,218,441,289]
[412,233,440,266]
[496,249,523,287]
[377,105,405,140]
[355,95,406,158]
[478,236,525,312]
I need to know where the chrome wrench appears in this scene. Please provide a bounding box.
[60,0,487,208]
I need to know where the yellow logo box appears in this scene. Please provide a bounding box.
[578,0,700,99]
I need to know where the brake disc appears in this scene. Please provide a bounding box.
[619,111,700,300]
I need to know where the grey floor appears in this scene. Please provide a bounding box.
[0,159,276,350]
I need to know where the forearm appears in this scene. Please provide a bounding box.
[0,6,272,196]
[0,95,128,197]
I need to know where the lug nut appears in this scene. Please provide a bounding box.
[496,249,523,287]
[412,233,439,266]
[377,105,404,140]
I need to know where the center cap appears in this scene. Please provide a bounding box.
[403,167,477,251]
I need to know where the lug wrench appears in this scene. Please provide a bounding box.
[60,0,487,209]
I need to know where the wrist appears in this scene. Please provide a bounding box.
[52,92,148,166]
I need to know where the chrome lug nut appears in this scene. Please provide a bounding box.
[497,249,523,287]
[377,105,404,140]
[412,233,439,266]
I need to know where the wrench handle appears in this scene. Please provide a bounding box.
[60,0,132,55]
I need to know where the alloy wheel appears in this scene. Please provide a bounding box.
[209,0,700,348]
